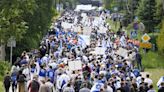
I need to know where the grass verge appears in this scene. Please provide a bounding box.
[145,68,164,91]
[0,61,10,92]
[141,51,164,69]
[0,82,4,91]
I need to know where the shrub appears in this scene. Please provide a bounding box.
[0,61,10,80]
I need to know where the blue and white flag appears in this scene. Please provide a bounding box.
[90,82,104,92]
[78,35,87,49]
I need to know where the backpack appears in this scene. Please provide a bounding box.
[18,74,25,82]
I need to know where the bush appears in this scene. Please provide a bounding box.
[157,19,164,54]
[0,61,10,80]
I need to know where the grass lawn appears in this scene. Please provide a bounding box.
[0,82,4,91]
[145,68,164,90]
[141,51,164,69]
[140,50,164,90]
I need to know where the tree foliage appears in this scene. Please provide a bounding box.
[13,0,57,55]
[103,0,125,11]
[157,19,164,54]
[0,0,57,57]
[137,0,157,32]
[0,0,36,43]
[103,0,111,10]
[155,0,163,28]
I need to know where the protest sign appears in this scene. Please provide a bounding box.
[83,27,92,35]
[61,22,73,29]
[68,61,82,71]
[95,47,106,55]
[115,47,128,58]
[73,26,81,33]
[98,26,107,33]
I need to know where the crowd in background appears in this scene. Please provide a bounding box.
[3,10,164,92]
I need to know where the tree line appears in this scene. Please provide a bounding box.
[104,0,164,54]
[0,0,57,60]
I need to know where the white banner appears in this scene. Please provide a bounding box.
[115,48,128,58]
[68,61,82,71]
[61,22,73,29]
[83,27,92,35]
[95,47,106,55]
[98,26,107,33]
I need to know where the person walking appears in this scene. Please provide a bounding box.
[28,75,40,92]
[63,83,75,92]
[45,79,54,92]
[147,85,156,92]
[39,80,50,92]
[3,72,11,92]
[136,51,142,71]
[79,83,90,92]
[158,82,164,92]
[17,70,26,92]
[11,70,18,92]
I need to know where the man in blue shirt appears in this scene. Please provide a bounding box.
[38,65,47,81]
[47,66,55,84]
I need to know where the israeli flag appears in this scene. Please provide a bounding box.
[91,82,104,92]
[78,35,87,49]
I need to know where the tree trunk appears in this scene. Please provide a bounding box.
[0,44,6,61]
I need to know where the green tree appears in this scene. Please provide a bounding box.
[104,0,111,10]
[13,0,57,55]
[155,0,163,28]
[157,19,164,54]
[122,0,140,26]
[0,0,57,58]
[137,0,157,32]
[0,0,36,43]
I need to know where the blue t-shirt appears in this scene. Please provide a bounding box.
[39,69,46,77]
[47,69,55,83]
[36,58,42,66]
[31,67,36,73]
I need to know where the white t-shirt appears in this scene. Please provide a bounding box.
[104,86,113,92]
[157,76,164,87]
[145,78,153,86]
